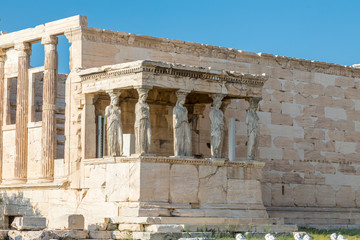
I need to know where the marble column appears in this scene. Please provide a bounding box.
[246,97,261,160]
[105,90,123,157]
[0,49,5,182]
[209,94,225,159]
[134,87,152,155]
[41,36,58,180]
[81,94,96,159]
[14,42,31,181]
[173,90,192,157]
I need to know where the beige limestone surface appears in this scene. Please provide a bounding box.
[0,15,359,232]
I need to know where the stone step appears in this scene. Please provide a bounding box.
[176,223,297,233]
[132,232,213,240]
[112,216,284,225]
[305,224,360,230]
[284,217,353,225]
[170,208,268,218]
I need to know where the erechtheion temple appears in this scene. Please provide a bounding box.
[0,15,359,238]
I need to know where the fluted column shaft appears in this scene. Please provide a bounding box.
[41,36,58,180]
[0,49,5,182]
[15,42,31,181]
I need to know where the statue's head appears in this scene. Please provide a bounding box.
[108,91,119,105]
[249,97,261,110]
[176,90,188,107]
[137,88,149,102]
[211,94,224,110]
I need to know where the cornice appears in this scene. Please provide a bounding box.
[79,60,268,86]
[83,156,265,168]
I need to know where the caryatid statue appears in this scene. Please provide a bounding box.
[105,90,123,157]
[173,90,192,157]
[135,87,151,155]
[209,94,225,159]
[246,98,261,160]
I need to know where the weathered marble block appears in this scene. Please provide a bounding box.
[11,216,46,230]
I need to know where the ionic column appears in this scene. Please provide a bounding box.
[0,49,5,182]
[14,42,31,182]
[246,97,261,160]
[41,36,58,180]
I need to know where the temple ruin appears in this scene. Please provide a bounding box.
[0,15,359,238]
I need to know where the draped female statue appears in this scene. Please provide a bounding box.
[173,91,192,157]
[209,94,224,159]
[135,88,151,155]
[246,98,260,160]
[105,91,123,157]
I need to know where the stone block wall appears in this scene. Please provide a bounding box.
[82,158,266,220]
[69,26,360,225]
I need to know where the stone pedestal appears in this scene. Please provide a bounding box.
[41,36,58,181]
[14,42,31,182]
[81,156,296,233]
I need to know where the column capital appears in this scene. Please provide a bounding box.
[14,42,31,52]
[80,93,96,106]
[41,35,58,45]
[106,89,123,96]
[175,89,190,99]
[246,97,261,109]
[134,85,153,90]
[220,98,231,112]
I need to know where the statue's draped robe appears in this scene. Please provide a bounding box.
[135,102,151,154]
[173,105,192,156]
[105,105,123,156]
[246,108,259,159]
[210,107,224,158]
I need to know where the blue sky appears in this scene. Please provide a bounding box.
[0,0,359,73]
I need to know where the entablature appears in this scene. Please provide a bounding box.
[78,60,268,99]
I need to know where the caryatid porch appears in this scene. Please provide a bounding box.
[78,60,267,161]
[74,60,276,230]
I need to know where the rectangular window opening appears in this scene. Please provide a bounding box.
[9,77,17,125]
[97,115,106,158]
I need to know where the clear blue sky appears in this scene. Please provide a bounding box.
[1,0,359,73]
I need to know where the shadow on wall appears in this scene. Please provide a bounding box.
[0,192,41,229]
